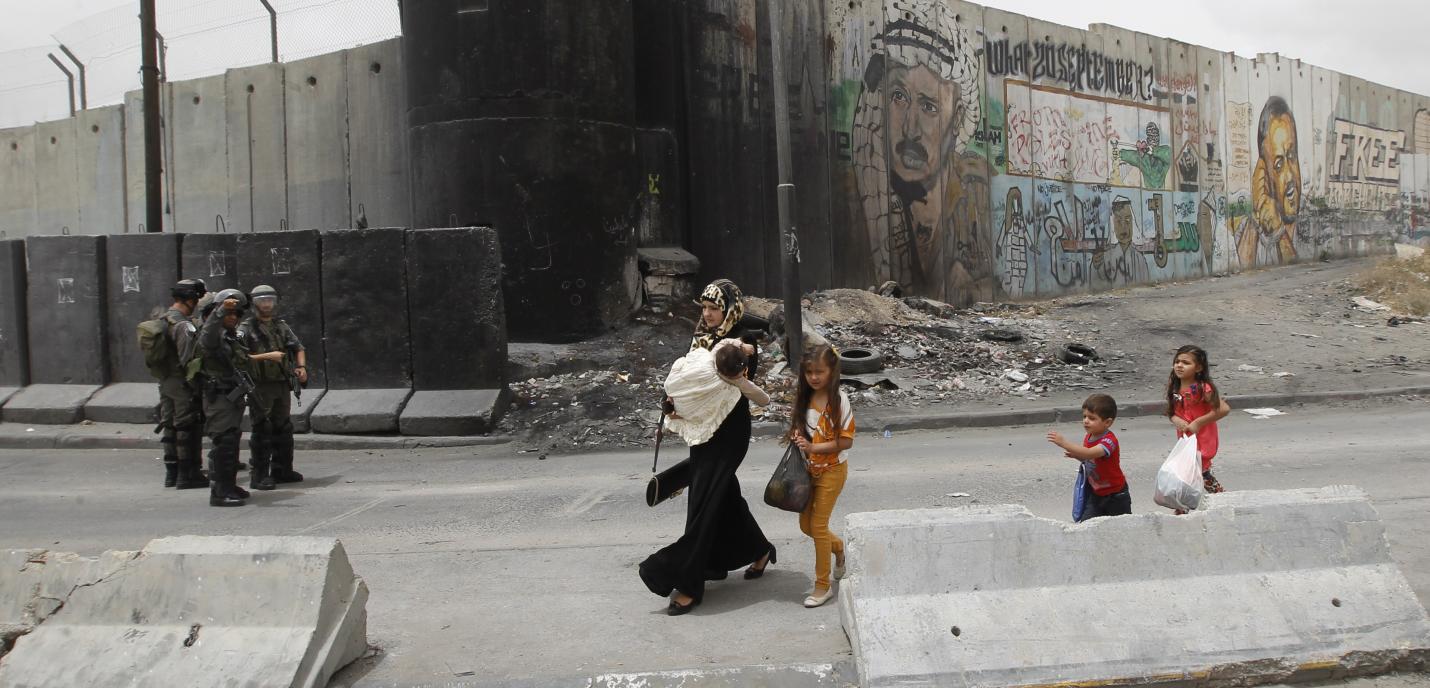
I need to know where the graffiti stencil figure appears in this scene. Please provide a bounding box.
[851,1,991,304]
[1242,96,1301,266]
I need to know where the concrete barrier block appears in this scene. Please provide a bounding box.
[308,388,411,434]
[179,232,239,293]
[2,384,103,424]
[104,233,181,382]
[839,486,1430,687]
[0,536,368,688]
[0,387,19,407]
[26,235,108,385]
[83,382,160,424]
[0,239,28,387]
[399,388,508,436]
[0,548,138,656]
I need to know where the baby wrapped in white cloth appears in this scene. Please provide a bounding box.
[663,339,770,445]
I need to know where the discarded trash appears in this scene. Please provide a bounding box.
[1352,296,1391,312]
[838,346,885,374]
[875,280,904,298]
[26,427,34,432]
[977,316,1004,324]
[981,327,1023,342]
[882,430,892,439]
[1236,364,1265,373]
[896,344,921,360]
[1004,369,1029,383]
[1388,316,1424,327]
[1243,407,1287,419]
[945,492,971,498]
[1289,332,1321,338]
[1017,382,1032,392]
[615,372,630,383]
[1273,371,1295,377]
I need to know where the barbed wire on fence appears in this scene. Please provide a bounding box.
[0,0,400,129]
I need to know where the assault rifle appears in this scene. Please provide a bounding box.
[284,343,307,407]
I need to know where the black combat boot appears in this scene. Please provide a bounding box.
[208,433,246,507]
[162,435,179,487]
[174,428,209,489]
[248,433,275,491]
[270,435,303,484]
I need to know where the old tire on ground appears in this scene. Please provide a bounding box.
[839,347,884,375]
[1057,343,1099,365]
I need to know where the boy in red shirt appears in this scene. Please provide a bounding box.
[1048,394,1131,520]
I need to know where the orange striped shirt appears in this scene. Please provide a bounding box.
[803,390,856,475]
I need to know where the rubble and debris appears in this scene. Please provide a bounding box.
[1237,364,1265,373]
[1243,408,1287,419]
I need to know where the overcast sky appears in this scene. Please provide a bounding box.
[1,0,1425,121]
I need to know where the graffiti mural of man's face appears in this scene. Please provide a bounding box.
[885,63,959,184]
[1263,113,1301,226]
[1112,199,1134,247]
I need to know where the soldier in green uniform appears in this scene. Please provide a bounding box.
[238,284,307,491]
[154,279,208,489]
[199,288,256,507]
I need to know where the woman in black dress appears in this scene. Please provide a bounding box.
[640,279,776,615]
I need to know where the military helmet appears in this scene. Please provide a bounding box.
[249,284,278,299]
[171,278,207,301]
[214,288,248,310]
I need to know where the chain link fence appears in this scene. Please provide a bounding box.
[0,0,400,129]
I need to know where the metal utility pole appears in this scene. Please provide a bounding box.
[57,44,86,110]
[766,1,803,362]
[47,54,76,116]
[259,0,279,63]
[140,0,163,232]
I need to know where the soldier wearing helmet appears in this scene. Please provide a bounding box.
[197,288,256,507]
[155,278,209,489]
[237,284,307,490]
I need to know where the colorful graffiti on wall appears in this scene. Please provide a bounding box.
[826,2,1427,304]
[849,1,994,305]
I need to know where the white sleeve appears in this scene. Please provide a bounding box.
[839,390,855,431]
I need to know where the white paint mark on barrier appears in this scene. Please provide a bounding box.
[271,247,293,275]
[56,278,74,304]
[122,266,141,293]
[207,251,227,277]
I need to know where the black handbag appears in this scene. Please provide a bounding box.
[646,417,692,507]
[763,441,812,513]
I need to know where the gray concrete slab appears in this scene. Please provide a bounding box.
[104,233,181,382]
[839,487,1430,687]
[308,388,412,434]
[123,89,169,233]
[236,229,326,387]
[2,384,103,424]
[0,126,38,238]
[0,387,18,407]
[225,63,289,233]
[398,388,508,436]
[26,235,108,385]
[320,227,410,389]
[0,239,28,386]
[178,232,239,293]
[83,383,160,425]
[73,106,128,235]
[285,51,351,230]
[31,118,80,235]
[407,227,505,390]
[345,39,410,229]
[168,75,230,233]
[0,536,368,688]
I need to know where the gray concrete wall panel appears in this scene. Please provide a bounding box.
[31,118,81,236]
[179,233,239,293]
[74,106,128,235]
[318,227,409,389]
[169,76,230,233]
[406,227,505,390]
[25,235,107,385]
[226,63,289,234]
[0,127,38,238]
[123,89,170,234]
[0,240,29,386]
[104,233,181,382]
[236,230,325,388]
[346,39,410,230]
[285,52,351,231]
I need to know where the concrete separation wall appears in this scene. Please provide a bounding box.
[0,240,28,387]
[30,118,80,235]
[226,63,289,234]
[839,486,1430,687]
[74,106,127,235]
[0,127,38,237]
[168,76,230,234]
[0,536,369,687]
[346,39,411,230]
[286,51,351,231]
[25,235,107,385]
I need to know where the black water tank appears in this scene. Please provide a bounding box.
[404,0,640,342]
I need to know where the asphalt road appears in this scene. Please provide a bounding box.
[1,397,1427,686]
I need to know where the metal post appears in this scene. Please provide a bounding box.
[141,0,163,233]
[258,0,279,63]
[57,44,86,110]
[766,0,803,362]
[47,54,76,117]
[155,30,168,81]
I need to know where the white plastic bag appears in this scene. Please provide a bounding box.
[1154,435,1204,511]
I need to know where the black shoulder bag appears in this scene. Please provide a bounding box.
[645,416,692,507]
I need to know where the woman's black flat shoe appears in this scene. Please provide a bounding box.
[667,597,697,616]
[743,546,777,580]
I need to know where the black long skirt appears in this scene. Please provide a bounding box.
[639,399,772,603]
